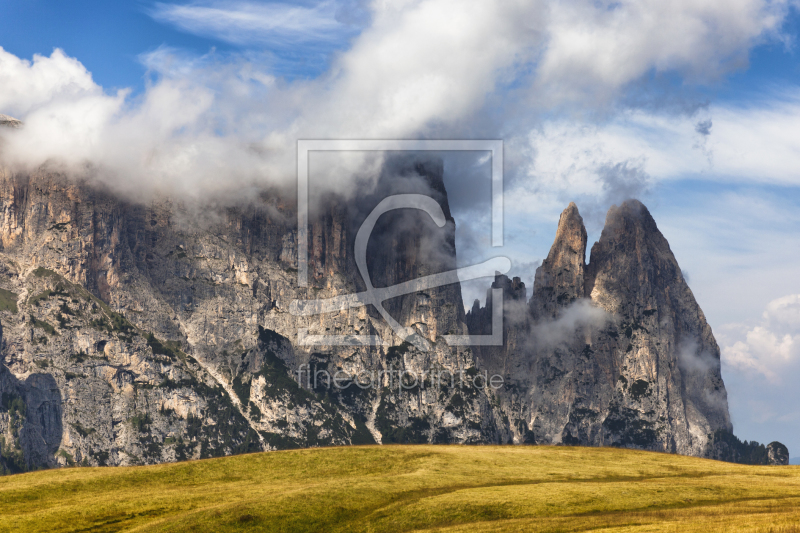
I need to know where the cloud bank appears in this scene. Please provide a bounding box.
[1,0,795,203]
[717,294,800,451]
[722,294,800,382]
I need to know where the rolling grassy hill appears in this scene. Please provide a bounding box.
[1,445,800,532]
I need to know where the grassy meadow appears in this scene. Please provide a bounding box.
[1,445,800,532]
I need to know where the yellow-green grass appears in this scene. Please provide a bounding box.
[2,445,800,532]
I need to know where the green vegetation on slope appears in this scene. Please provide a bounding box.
[1,446,800,532]
[0,287,18,313]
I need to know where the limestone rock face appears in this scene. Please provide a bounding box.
[0,157,782,471]
[530,202,587,320]
[469,200,738,457]
[0,159,504,472]
[464,273,528,389]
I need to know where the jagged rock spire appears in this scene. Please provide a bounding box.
[584,199,732,452]
[468,199,742,457]
[530,202,588,319]
[585,199,681,312]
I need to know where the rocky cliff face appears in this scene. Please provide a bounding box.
[468,200,776,459]
[0,151,783,472]
[0,159,506,472]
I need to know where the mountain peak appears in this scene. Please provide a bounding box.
[555,202,587,256]
[530,202,588,319]
[471,199,736,456]
[602,199,660,238]
[0,114,22,128]
[586,198,675,307]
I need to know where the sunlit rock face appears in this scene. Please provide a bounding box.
[0,158,509,472]
[529,202,587,321]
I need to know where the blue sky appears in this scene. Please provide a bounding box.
[2,0,800,457]
[722,9,800,95]
[0,0,362,87]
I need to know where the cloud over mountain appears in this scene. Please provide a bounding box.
[1,0,795,201]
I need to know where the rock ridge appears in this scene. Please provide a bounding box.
[0,160,786,472]
[468,199,784,463]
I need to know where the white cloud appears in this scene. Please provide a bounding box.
[310,0,544,138]
[535,0,791,107]
[764,294,800,325]
[1,0,797,202]
[720,294,800,382]
[718,294,800,452]
[498,90,800,240]
[150,1,354,47]
[530,299,611,349]
[678,338,719,375]
[526,92,800,188]
[724,326,800,381]
[0,48,102,118]
[0,46,285,202]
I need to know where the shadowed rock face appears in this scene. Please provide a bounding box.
[469,199,740,457]
[18,373,63,467]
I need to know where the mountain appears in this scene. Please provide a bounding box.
[468,201,736,457]
[0,153,787,473]
[0,158,508,472]
[469,201,787,464]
